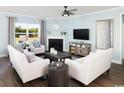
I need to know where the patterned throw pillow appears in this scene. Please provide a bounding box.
[23,50,36,63]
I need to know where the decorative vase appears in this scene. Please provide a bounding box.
[50,47,55,54]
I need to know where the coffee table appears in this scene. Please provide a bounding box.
[44,51,72,62]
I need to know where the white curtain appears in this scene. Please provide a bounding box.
[8,17,16,46]
[96,20,113,49]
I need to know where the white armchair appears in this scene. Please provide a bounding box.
[31,41,45,54]
[65,48,113,85]
[8,45,50,83]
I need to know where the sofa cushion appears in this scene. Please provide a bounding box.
[24,50,36,63]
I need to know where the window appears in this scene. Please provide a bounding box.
[15,23,40,44]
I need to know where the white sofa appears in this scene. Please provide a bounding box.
[8,45,50,83]
[31,41,45,54]
[65,48,113,85]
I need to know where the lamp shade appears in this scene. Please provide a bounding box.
[62,13,69,16]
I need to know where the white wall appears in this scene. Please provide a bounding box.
[122,15,124,59]
[0,15,8,57]
[45,8,124,64]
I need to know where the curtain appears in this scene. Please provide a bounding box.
[96,20,113,49]
[8,17,16,46]
[40,20,46,45]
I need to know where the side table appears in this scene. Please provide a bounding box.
[48,63,69,87]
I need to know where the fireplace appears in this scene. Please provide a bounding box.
[48,39,63,52]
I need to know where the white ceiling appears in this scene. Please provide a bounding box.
[0,6,119,18]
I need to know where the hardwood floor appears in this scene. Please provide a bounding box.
[0,57,124,87]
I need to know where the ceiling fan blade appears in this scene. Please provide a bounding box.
[68,9,78,12]
[69,12,75,15]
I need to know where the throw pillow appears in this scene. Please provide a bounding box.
[14,44,23,53]
[23,50,36,63]
[32,41,41,48]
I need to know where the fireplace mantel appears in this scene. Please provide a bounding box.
[46,35,65,51]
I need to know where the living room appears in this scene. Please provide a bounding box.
[0,5,124,88]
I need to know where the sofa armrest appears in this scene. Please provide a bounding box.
[22,59,50,74]
[19,59,50,83]
[65,58,90,84]
[31,44,45,54]
[40,45,45,47]
[65,58,86,70]
[28,59,49,67]
[65,58,72,66]
[65,58,90,73]
[40,45,45,51]
[65,57,86,64]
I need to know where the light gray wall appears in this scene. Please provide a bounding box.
[0,15,8,57]
[16,16,40,23]
[45,8,124,64]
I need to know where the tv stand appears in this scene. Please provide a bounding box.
[69,42,91,56]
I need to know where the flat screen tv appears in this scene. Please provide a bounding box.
[73,29,89,40]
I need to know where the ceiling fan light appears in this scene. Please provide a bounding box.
[62,13,69,16]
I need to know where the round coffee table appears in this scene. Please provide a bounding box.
[48,63,69,87]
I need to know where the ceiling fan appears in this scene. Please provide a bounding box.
[62,6,78,16]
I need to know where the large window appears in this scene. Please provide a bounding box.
[15,23,40,44]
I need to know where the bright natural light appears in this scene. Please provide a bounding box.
[15,23,40,44]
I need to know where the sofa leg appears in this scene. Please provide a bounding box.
[107,69,110,73]
[10,63,12,67]
[46,75,48,79]
[69,76,73,80]
[41,75,48,80]
[22,83,26,87]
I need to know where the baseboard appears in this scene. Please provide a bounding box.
[0,54,8,58]
[112,59,122,64]
[64,49,69,52]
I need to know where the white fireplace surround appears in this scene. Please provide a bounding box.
[46,35,65,51]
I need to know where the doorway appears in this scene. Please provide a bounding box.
[96,19,114,49]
